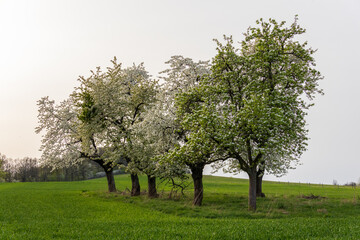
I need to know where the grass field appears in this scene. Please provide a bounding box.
[1,175,360,239]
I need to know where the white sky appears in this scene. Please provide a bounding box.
[1,0,359,184]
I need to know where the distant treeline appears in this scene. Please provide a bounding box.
[0,155,124,183]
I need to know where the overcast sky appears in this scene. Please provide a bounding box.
[1,0,359,184]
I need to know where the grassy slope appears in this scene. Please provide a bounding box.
[1,175,360,239]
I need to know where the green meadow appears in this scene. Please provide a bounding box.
[1,175,360,239]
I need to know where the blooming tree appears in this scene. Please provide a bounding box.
[159,56,228,206]
[178,17,323,210]
[36,95,119,192]
[73,57,158,196]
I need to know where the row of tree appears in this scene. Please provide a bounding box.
[0,154,114,182]
[35,17,323,211]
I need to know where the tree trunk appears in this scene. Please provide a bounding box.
[131,173,140,196]
[256,169,265,198]
[147,175,158,198]
[190,164,205,206]
[105,169,117,192]
[93,160,117,193]
[247,167,257,211]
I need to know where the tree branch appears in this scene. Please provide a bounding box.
[131,102,145,125]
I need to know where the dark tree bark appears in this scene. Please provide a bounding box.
[147,175,158,198]
[256,168,265,198]
[131,173,141,196]
[247,167,257,211]
[93,159,117,192]
[105,169,116,192]
[189,163,205,206]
